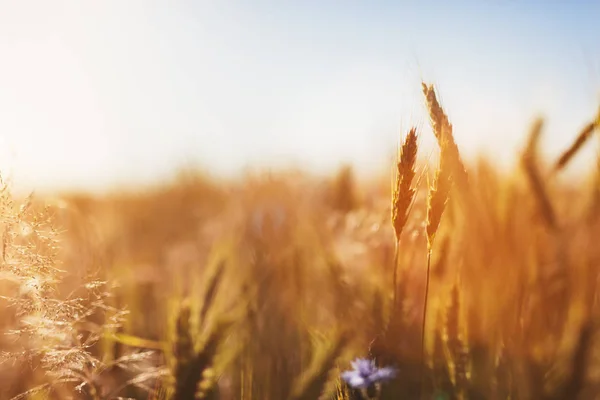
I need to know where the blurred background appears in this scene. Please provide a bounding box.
[0,0,598,193]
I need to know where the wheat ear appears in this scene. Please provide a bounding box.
[391,127,419,311]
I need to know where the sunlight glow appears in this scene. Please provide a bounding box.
[0,1,598,192]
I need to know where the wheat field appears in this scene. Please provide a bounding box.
[1,83,600,400]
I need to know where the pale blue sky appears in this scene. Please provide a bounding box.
[0,1,598,192]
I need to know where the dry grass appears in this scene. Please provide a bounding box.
[1,83,600,399]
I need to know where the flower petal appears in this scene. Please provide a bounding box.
[371,366,397,382]
[353,358,376,376]
[341,371,368,388]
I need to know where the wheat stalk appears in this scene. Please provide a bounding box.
[391,127,419,316]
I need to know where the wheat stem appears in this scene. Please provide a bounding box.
[420,248,432,399]
[391,238,400,319]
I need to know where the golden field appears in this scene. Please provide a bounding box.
[1,84,600,400]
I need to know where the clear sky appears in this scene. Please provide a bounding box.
[0,1,598,192]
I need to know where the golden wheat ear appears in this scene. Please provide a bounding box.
[392,127,419,241]
[422,82,469,193]
[426,162,451,249]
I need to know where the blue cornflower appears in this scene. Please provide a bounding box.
[340,358,397,389]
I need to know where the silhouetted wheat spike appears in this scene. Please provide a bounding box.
[170,257,229,400]
[172,300,194,394]
[554,107,600,172]
[521,117,558,231]
[173,320,231,400]
[199,260,226,325]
